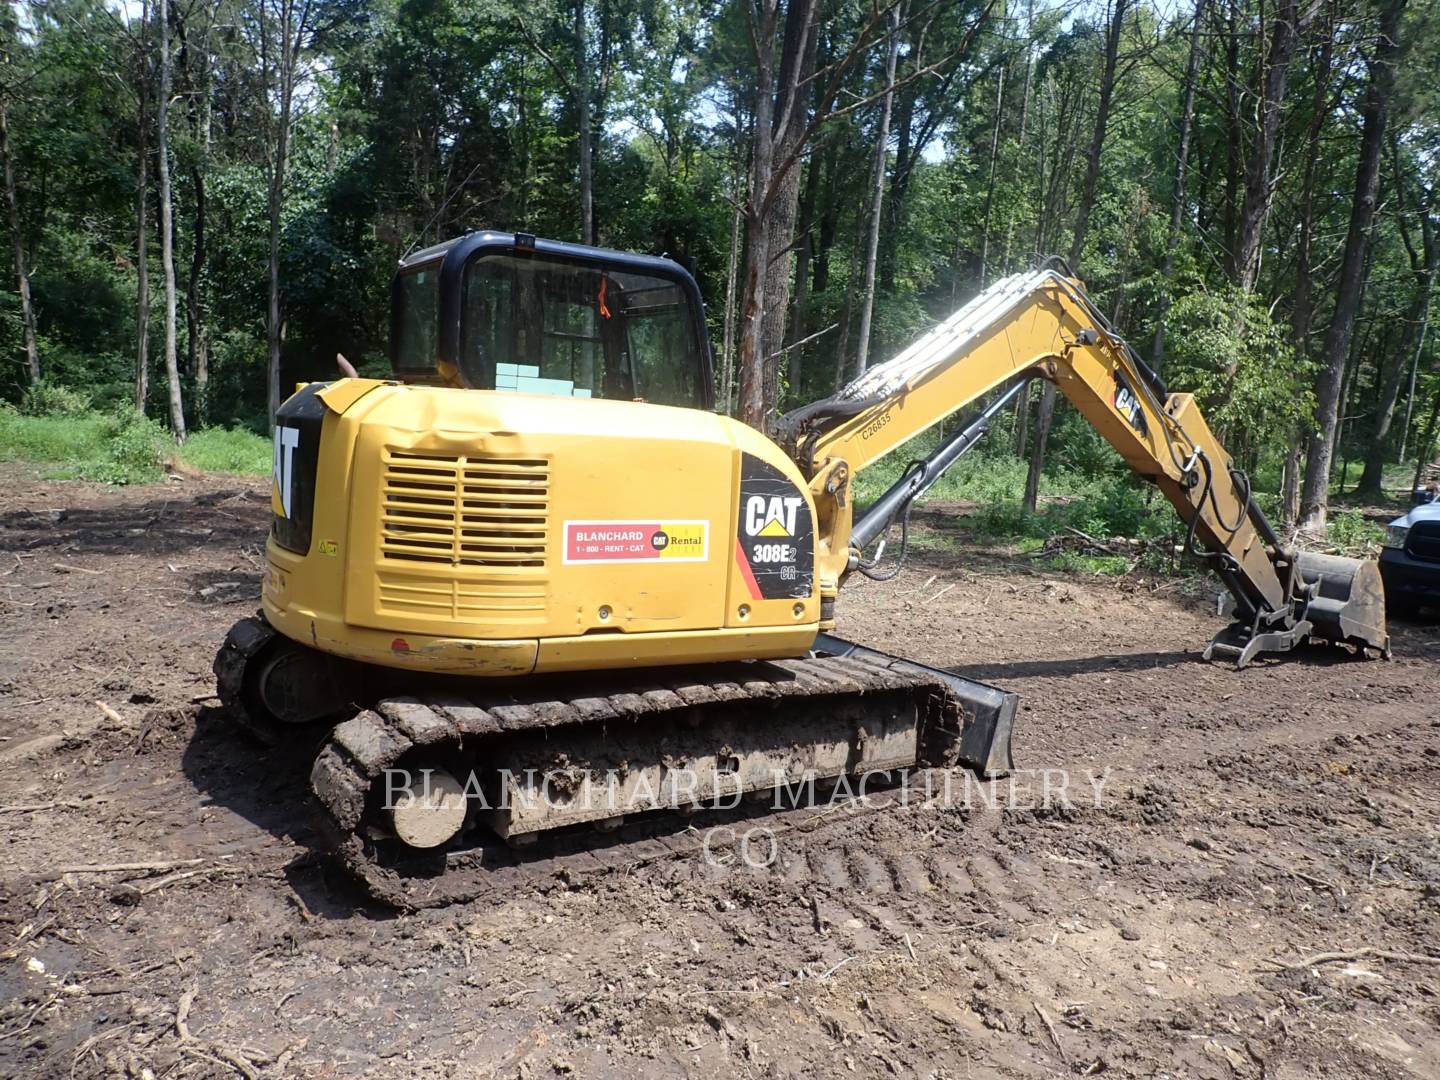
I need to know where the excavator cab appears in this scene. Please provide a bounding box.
[389,231,714,409]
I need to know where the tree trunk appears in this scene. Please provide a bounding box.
[720,193,743,415]
[1232,0,1303,293]
[759,0,820,409]
[1299,0,1406,531]
[853,5,900,376]
[0,93,37,385]
[1290,3,1337,361]
[181,2,212,423]
[736,1,780,428]
[1025,0,1126,513]
[1066,0,1126,271]
[135,0,151,413]
[788,148,822,398]
[1000,0,1035,275]
[977,64,1005,283]
[1399,278,1433,462]
[833,196,865,391]
[265,0,300,426]
[575,0,593,244]
[1221,0,1241,271]
[1359,173,1436,493]
[1411,384,1440,495]
[156,0,185,441]
[1151,0,1207,370]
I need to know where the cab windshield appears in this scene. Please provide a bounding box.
[458,253,704,408]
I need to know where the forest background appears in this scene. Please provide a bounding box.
[0,0,1435,540]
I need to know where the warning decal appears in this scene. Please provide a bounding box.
[563,520,709,564]
[735,454,814,600]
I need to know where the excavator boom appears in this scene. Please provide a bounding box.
[783,264,1388,666]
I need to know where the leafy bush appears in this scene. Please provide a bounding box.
[0,406,168,484]
[80,410,170,484]
[1326,509,1384,553]
[19,381,93,417]
[1161,285,1314,467]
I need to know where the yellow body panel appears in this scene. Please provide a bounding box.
[263,382,819,674]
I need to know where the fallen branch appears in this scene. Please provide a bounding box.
[53,563,104,576]
[94,701,126,726]
[175,984,197,1041]
[139,866,244,895]
[0,800,82,814]
[1033,1002,1068,1064]
[45,858,204,880]
[1259,946,1440,972]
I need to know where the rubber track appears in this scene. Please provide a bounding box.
[308,654,966,910]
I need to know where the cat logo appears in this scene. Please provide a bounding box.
[1113,372,1148,436]
[272,425,300,518]
[745,494,803,538]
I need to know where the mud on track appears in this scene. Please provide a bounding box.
[1,465,1437,1079]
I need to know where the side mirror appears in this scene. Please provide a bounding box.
[1412,487,1438,506]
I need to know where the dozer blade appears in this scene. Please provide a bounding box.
[811,633,1016,777]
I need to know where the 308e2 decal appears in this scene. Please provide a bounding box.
[734,454,814,600]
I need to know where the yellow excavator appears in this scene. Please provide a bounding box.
[216,231,1389,907]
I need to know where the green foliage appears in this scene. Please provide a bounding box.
[0,406,169,484]
[3,0,1436,552]
[179,427,272,476]
[1161,285,1314,466]
[969,472,1174,545]
[19,381,92,417]
[1326,509,1384,553]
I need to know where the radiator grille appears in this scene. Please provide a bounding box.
[1408,520,1440,563]
[379,449,550,568]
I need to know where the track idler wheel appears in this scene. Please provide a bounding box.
[213,616,360,743]
[1294,551,1390,657]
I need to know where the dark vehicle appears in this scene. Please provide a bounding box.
[1379,490,1440,617]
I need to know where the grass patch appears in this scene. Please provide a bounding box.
[1041,551,1133,576]
[0,407,166,484]
[0,406,269,484]
[178,427,270,475]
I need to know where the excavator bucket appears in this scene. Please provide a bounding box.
[1294,551,1390,657]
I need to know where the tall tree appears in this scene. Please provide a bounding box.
[1357,143,1435,493]
[135,0,153,412]
[1232,0,1306,292]
[156,0,186,439]
[1023,0,1128,513]
[0,0,37,386]
[853,4,901,375]
[256,0,315,424]
[1151,0,1207,369]
[177,0,214,421]
[1299,0,1407,530]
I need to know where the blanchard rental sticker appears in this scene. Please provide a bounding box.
[563,520,710,564]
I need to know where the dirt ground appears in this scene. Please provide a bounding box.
[1,464,1437,1080]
